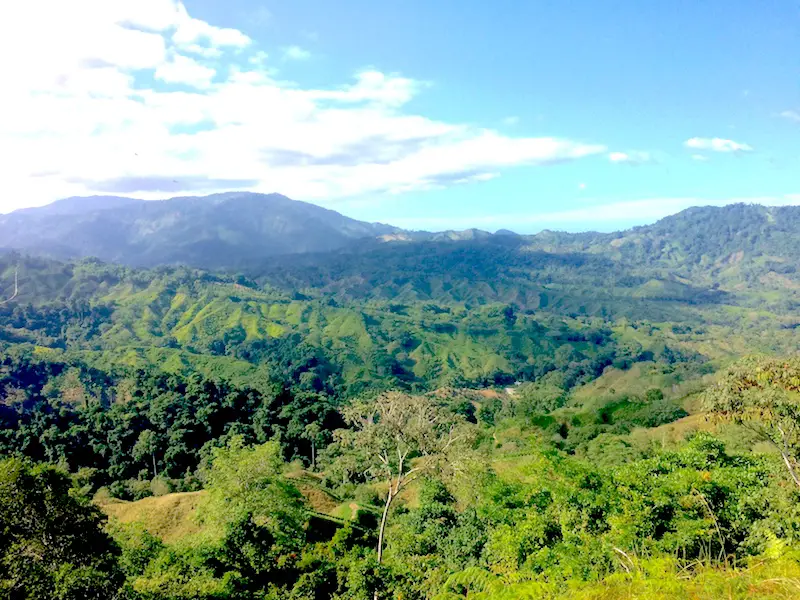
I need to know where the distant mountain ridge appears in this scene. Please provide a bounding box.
[0,192,402,268]
[2,194,799,279]
[1,201,798,393]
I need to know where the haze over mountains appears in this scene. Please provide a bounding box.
[3,192,800,600]
[0,192,401,268]
[3,193,800,277]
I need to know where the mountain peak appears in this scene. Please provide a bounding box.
[0,191,401,267]
[198,191,293,205]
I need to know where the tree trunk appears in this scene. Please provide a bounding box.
[152,453,158,479]
[377,484,394,564]
[373,485,395,600]
[311,440,316,471]
[780,451,800,488]
[775,426,800,489]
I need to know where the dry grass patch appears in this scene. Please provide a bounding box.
[99,491,204,543]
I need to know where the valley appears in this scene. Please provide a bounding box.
[1,196,800,599]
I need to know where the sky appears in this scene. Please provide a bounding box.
[0,0,798,232]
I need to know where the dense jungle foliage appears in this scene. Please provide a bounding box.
[1,204,800,599]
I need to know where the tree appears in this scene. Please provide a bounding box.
[0,458,122,599]
[197,437,307,576]
[336,392,473,567]
[303,422,324,471]
[645,387,664,403]
[704,356,800,487]
[121,439,308,598]
[133,429,160,479]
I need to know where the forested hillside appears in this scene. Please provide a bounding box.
[257,203,800,310]
[1,203,800,599]
[0,192,400,267]
[4,195,800,282]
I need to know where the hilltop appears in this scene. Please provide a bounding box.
[0,192,400,267]
[1,202,799,393]
[4,194,799,279]
[2,200,800,600]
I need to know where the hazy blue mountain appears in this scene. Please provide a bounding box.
[0,192,401,267]
[2,195,798,286]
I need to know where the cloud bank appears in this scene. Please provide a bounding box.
[684,137,753,153]
[608,151,653,165]
[0,0,605,211]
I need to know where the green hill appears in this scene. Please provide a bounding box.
[2,204,799,393]
[0,192,400,267]
[2,203,800,600]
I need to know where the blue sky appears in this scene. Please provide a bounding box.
[1,0,798,231]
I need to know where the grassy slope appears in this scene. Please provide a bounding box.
[103,404,798,600]
[99,471,362,543]
[97,358,795,599]
[100,492,204,543]
[3,234,799,394]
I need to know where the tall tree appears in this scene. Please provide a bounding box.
[704,356,800,487]
[303,422,323,471]
[197,437,307,576]
[0,458,122,599]
[132,429,159,479]
[336,392,473,566]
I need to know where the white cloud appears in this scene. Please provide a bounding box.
[0,0,607,212]
[110,0,183,31]
[779,110,800,123]
[172,4,251,48]
[182,43,223,58]
[249,51,269,65]
[578,183,587,190]
[0,3,168,87]
[282,45,312,61]
[308,70,423,107]
[608,150,653,165]
[155,53,216,88]
[502,116,520,126]
[691,154,709,162]
[684,137,753,153]
[608,152,627,162]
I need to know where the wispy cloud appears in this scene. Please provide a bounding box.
[608,150,653,165]
[684,137,753,153]
[171,11,251,48]
[0,0,606,211]
[502,116,520,126]
[282,45,311,60]
[155,53,216,88]
[691,154,709,162]
[779,110,800,123]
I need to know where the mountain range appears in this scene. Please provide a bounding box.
[3,193,800,280]
[1,193,799,395]
[0,192,402,268]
